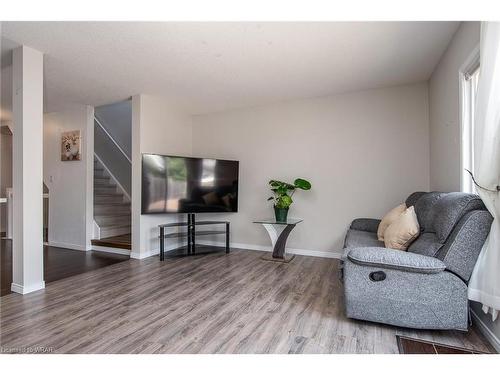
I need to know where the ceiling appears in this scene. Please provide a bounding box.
[1,22,459,118]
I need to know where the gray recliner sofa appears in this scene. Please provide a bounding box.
[341,192,493,331]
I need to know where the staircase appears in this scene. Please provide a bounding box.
[93,158,131,239]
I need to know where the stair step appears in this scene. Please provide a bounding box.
[94,170,106,177]
[94,181,114,187]
[99,224,131,238]
[92,235,131,250]
[94,195,124,204]
[95,214,131,226]
[96,212,130,217]
[100,223,130,230]
[94,203,130,210]
[94,205,131,215]
[93,157,131,233]
[94,192,123,197]
[94,193,124,200]
[94,202,130,208]
[95,185,117,191]
[94,189,118,196]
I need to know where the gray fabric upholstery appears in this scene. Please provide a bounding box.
[414,192,446,232]
[349,218,381,233]
[437,210,493,282]
[405,191,426,208]
[341,190,492,331]
[407,232,443,257]
[430,193,485,243]
[344,260,468,330]
[348,247,446,274]
[344,229,384,249]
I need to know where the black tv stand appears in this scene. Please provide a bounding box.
[158,214,230,261]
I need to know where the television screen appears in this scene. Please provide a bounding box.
[141,154,239,214]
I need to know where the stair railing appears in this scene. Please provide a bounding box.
[94,116,131,163]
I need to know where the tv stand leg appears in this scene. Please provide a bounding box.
[160,227,165,261]
[187,213,192,254]
[187,213,196,255]
[226,222,230,253]
[192,214,196,254]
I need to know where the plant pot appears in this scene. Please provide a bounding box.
[274,206,289,223]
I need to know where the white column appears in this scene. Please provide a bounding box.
[130,95,142,258]
[84,106,95,250]
[11,45,45,294]
[6,188,13,239]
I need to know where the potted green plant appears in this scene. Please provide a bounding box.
[267,178,312,222]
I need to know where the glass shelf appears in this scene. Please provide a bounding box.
[160,230,227,239]
[253,218,303,225]
[158,220,229,228]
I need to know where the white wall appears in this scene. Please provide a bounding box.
[191,83,430,255]
[1,65,13,123]
[95,100,132,158]
[43,105,94,251]
[0,122,12,232]
[429,21,500,352]
[429,22,480,191]
[131,95,192,258]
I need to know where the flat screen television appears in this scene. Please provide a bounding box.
[141,154,239,214]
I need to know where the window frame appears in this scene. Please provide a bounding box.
[459,45,480,194]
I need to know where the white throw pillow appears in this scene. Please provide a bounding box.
[377,203,406,241]
[384,206,420,251]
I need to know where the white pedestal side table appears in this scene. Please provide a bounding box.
[253,218,303,262]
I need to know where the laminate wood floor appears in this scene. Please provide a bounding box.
[0,239,129,297]
[0,249,493,354]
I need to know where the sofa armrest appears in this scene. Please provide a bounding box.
[347,247,446,274]
[349,218,381,233]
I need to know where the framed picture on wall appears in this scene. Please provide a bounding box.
[61,130,81,161]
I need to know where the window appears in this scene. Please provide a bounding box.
[460,49,480,193]
[200,158,216,187]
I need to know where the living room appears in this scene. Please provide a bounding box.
[1,0,499,371]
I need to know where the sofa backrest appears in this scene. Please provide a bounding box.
[405,191,492,282]
[413,192,446,232]
[436,210,493,281]
[430,193,486,242]
[405,191,426,208]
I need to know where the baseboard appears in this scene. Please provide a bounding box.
[197,239,343,259]
[48,241,90,252]
[130,239,342,260]
[91,245,131,256]
[131,250,156,259]
[11,281,45,294]
[130,241,181,259]
[470,309,500,353]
